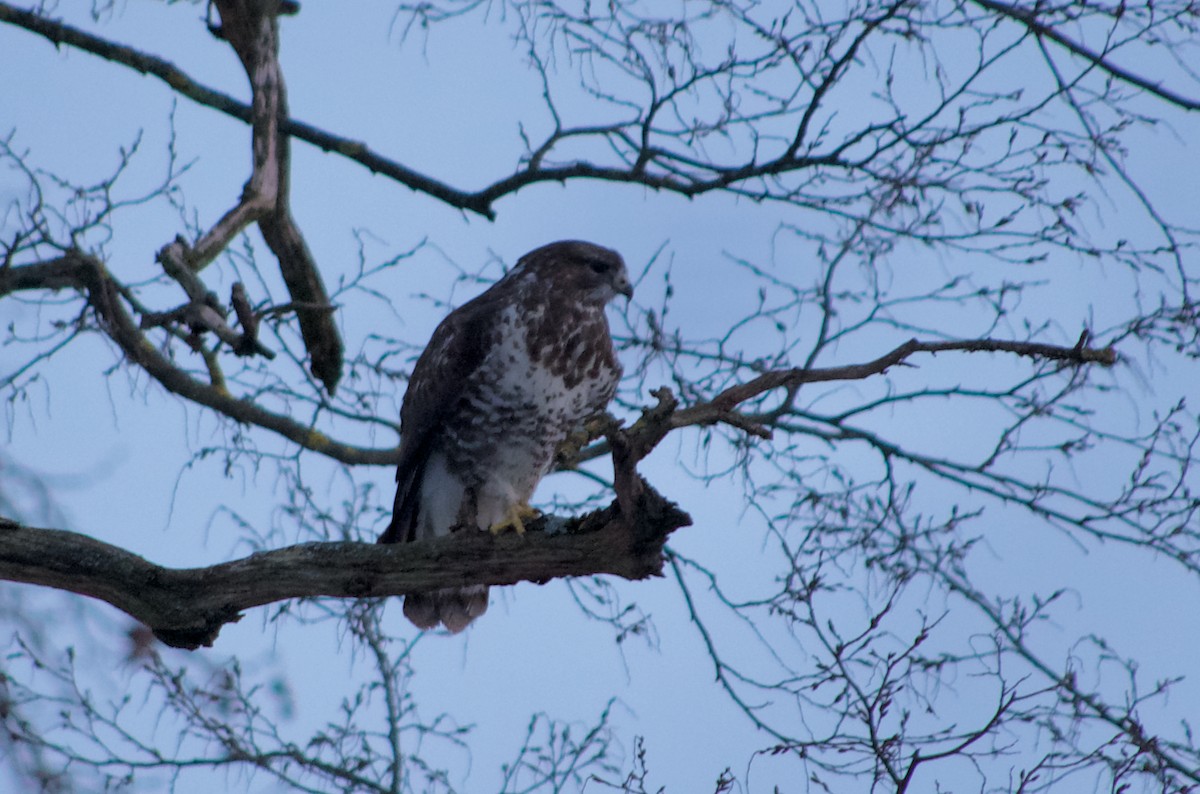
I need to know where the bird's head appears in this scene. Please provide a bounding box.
[515,240,633,305]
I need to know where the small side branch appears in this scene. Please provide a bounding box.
[610,337,1117,464]
[708,337,1115,411]
[139,281,276,361]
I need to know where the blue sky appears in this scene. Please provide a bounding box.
[3,1,1199,791]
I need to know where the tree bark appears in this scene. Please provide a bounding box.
[0,483,689,650]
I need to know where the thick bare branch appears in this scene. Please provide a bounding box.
[0,2,492,215]
[210,0,343,394]
[0,485,690,650]
[0,253,391,465]
[0,2,348,396]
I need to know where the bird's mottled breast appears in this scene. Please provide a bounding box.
[441,296,620,483]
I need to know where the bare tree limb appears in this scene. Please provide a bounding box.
[0,3,344,395]
[0,253,391,465]
[0,2,494,215]
[971,0,1200,111]
[591,337,1118,468]
[0,251,1120,471]
[208,0,343,394]
[0,485,691,650]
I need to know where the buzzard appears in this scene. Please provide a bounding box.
[379,240,633,632]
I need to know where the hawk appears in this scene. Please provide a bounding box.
[379,240,633,632]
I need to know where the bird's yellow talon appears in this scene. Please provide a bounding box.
[490,503,539,536]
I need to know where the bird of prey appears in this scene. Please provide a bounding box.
[379,240,633,632]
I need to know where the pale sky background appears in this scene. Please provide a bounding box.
[2,1,1199,792]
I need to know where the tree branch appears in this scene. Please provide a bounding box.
[0,484,691,650]
[0,2,493,216]
[0,253,393,465]
[972,0,1200,111]
[603,336,1118,466]
[208,0,342,394]
[0,2,910,222]
[2,251,1119,472]
[0,3,345,394]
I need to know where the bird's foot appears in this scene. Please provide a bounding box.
[489,503,539,536]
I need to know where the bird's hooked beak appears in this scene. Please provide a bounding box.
[615,270,634,300]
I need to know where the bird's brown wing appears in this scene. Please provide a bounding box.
[378,288,506,544]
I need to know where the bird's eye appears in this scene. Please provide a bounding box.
[587,259,609,274]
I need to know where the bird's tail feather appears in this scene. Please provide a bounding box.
[377,514,407,545]
[403,586,489,633]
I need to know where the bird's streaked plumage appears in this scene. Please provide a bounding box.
[379,240,632,632]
